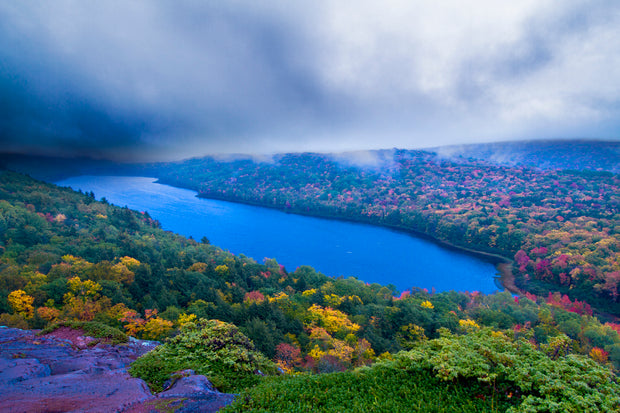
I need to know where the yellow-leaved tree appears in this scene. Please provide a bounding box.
[8,290,34,319]
[62,277,110,321]
[306,304,360,335]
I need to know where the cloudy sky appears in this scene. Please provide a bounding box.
[1,1,619,161]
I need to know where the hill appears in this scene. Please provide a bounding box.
[1,169,619,411]
[3,140,619,315]
[0,153,121,182]
[432,140,620,173]
[2,141,619,315]
[1,139,618,180]
[146,146,620,317]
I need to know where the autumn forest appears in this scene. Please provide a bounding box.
[1,141,620,411]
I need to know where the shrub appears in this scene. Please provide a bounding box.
[39,320,128,344]
[223,361,515,412]
[226,328,620,412]
[0,313,29,329]
[129,319,276,393]
[401,328,620,412]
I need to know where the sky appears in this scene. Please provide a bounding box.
[1,1,619,161]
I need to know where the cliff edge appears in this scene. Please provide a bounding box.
[0,326,235,412]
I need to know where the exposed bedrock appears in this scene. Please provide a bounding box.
[0,326,236,413]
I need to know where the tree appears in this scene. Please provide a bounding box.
[275,342,302,371]
[8,290,34,319]
[306,304,360,336]
[141,309,173,340]
[62,277,109,321]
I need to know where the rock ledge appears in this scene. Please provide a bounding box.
[0,326,236,412]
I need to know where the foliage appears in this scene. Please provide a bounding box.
[39,320,128,344]
[223,358,516,412]
[8,289,34,318]
[129,319,277,393]
[306,304,360,335]
[401,328,620,412]
[0,312,29,329]
[151,148,620,315]
[118,308,173,340]
[2,169,620,408]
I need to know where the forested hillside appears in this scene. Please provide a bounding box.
[434,140,620,173]
[1,170,620,410]
[150,147,620,316]
[2,143,619,317]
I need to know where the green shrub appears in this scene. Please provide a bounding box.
[226,328,620,412]
[224,362,515,412]
[129,319,276,393]
[39,320,128,344]
[400,328,620,412]
[0,313,30,329]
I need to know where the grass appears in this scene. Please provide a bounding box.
[38,320,128,345]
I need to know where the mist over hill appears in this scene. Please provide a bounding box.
[1,161,619,412]
[1,140,619,182]
[432,140,620,173]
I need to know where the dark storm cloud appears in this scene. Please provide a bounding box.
[0,1,618,160]
[0,2,339,160]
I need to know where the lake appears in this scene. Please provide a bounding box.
[56,175,501,294]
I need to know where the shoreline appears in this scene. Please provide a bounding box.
[496,262,523,296]
[156,178,520,295]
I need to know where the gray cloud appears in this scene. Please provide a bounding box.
[0,1,618,161]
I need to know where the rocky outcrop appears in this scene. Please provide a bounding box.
[0,326,236,412]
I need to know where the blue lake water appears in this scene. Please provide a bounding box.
[56,176,500,294]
